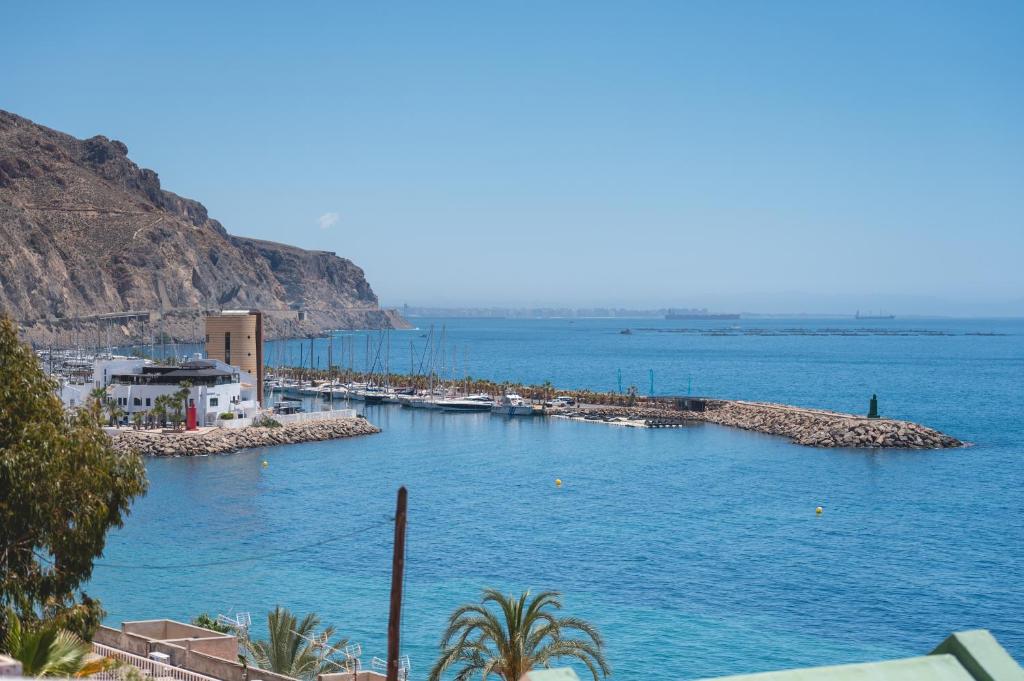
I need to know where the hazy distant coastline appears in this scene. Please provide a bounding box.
[400,305,736,319]
[395,305,1022,320]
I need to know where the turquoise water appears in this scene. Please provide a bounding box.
[90,317,1024,679]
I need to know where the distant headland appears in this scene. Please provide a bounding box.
[0,109,409,346]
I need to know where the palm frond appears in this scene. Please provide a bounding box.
[431,590,608,681]
[244,607,344,681]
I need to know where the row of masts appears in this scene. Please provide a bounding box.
[39,319,478,395]
[269,325,471,385]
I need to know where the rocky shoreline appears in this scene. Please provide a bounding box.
[107,399,960,455]
[110,416,381,457]
[559,400,963,449]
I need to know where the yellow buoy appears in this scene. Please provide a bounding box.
[262,461,269,468]
[816,506,823,515]
[555,478,562,487]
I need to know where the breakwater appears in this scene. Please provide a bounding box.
[700,400,962,448]
[264,369,963,449]
[558,400,963,449]
[110,416,380,456]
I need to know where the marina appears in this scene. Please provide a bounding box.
[19,313,1024,679]
[84,312,1024,681]
[42,315,972,450]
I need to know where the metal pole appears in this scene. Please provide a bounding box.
[386,486,408,681]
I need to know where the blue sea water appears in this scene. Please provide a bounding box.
[89,317,1024,680]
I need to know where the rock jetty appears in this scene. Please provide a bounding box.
[701,400,962,449]
[111,416,380,457]
[558,400,962,449]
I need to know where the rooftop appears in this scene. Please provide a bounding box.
[699,630,1024,681]
[109,359,240,385]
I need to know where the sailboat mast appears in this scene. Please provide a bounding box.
[384,328,390,386]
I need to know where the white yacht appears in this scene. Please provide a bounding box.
[491,393,534,416]
[437,394,495,412]
[318,382,349,400]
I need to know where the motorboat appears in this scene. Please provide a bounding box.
[491,393,534,416]
[353,385,390,404]
[437,394,495,412]
[318,382,349,400]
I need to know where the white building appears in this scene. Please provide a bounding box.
[94,357,259,427]
[56,380,89,409]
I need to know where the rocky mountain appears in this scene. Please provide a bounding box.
[0,110,406,345]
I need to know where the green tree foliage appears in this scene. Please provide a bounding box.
[429,589,610,681]
[0,316,148,642]
[150,394,170,428]
[191,613,233,634]
[244,606,348,681]
[2,608,115,677]
[172,381,192,430]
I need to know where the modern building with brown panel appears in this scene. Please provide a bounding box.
[204,310,263,405]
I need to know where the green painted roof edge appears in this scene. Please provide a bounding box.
[696,654,974,681]
[930,630,1024,681]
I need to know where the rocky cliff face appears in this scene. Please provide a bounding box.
[0,110,406,345]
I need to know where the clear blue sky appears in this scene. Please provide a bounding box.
[3,1,1022,314]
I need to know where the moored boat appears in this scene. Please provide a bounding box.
[491,393,534,416]
[437,394,495,412]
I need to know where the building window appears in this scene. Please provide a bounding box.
[224,332,231,365]
[134,397,142,406]
[210,397,219,407]
[145,398,151,407]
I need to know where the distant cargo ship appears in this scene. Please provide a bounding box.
[855,310,895,320]
[665,309,740,320]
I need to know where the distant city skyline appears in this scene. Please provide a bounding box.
[3,1,1022,316]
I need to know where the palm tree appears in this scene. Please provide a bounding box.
[243,607,348,681]
[175,380,193,426]
[87,386,117,424]
[428,589,610,681]
[191,613,233,634]
[107,402,125,427]
[3,609,114,678]
[151,395,170,428]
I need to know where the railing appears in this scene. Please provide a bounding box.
[215,417,254,429]
[90,642,224,681]
[212,408,357,429]
[272,409,356,425]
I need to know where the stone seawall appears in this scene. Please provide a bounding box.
[701,400,962,449]
[560,400,963,449]
[111,416,380,457]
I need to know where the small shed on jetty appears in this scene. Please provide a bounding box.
[647,395,713,412]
